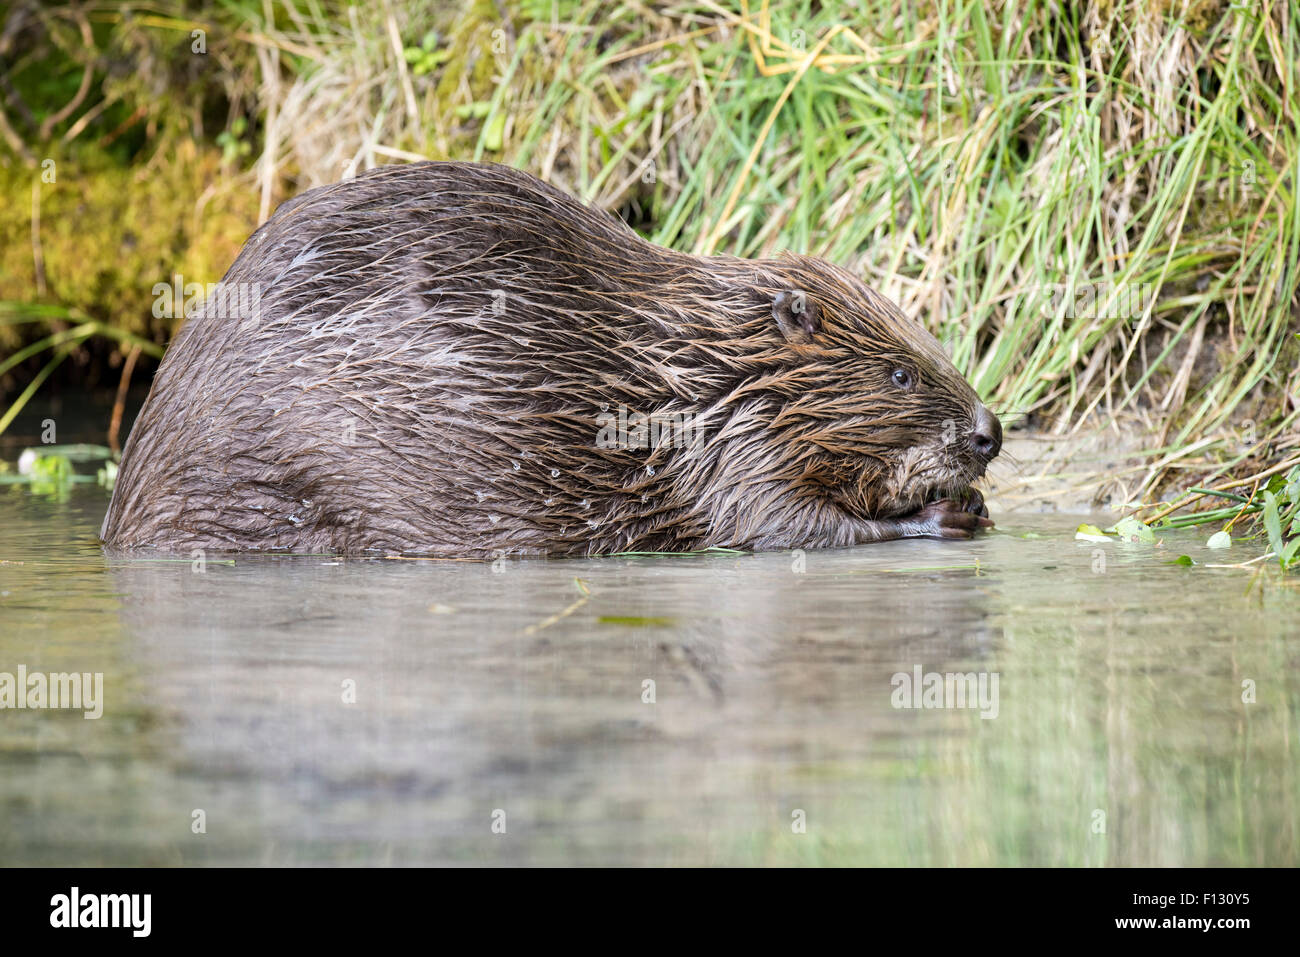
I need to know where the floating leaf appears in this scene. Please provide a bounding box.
[1169,555,1195,566]
[1075,523,1110,543]
[1206,531,1232,549]
[26,453,73,484]
[1112,516,1156,543]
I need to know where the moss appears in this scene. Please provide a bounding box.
[0,147,260,355]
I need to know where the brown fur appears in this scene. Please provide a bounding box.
[101,162,1001,557]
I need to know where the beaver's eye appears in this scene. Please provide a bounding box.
[891,368,915,390]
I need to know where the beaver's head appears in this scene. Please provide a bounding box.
[760,255,1001,520]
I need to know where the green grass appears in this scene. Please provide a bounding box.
[0,303,163,435]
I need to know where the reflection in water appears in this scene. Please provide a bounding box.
[0,485,1295,865]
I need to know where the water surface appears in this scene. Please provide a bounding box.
[1,484,1295,866]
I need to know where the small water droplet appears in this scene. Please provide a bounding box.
[475,490,485,502]
[646,465,656,476]
[550,468,560,478]
[511,460,520,471]
[488,514,500,524]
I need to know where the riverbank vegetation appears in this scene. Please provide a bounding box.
[1,0,1297,549]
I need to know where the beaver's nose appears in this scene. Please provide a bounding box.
[966,405,1002,462]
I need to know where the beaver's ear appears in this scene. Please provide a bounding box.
[773,290,821,343]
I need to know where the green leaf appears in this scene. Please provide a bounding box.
[1112,516,1156,543]
[1169,555,1195,566]
[1075,523,1110,543]
[1262,491,1284,554]
[25,453,73,484]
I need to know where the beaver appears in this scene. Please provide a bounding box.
[100,162,1001,557]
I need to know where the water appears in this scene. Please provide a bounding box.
[0,482,1295,866]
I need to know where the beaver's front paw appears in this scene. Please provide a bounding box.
[905,497,994,539]
[960,486,990,519]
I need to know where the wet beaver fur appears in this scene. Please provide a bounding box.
[101,162,1002,557]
